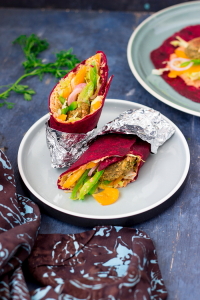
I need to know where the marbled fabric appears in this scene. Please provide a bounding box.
[28,226,168,300]
[0,150,41,299]
[0,150,168,299]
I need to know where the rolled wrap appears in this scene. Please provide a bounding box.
[49,51,113,133]
[58,134,151,195]
[151,25,200,103]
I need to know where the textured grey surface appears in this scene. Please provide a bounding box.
[0,8,199,299]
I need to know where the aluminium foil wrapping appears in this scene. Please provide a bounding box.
[46,107,175,169]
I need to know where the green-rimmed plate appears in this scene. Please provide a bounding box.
[127,1,200,117]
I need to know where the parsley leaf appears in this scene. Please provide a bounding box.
[0,34,80,108]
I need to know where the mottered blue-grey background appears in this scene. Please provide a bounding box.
[0,2,200,299]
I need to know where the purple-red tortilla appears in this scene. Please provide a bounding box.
[49,51,113,133]
[150,25,200,103]
[98,156,124,171]
[58,134,151,189]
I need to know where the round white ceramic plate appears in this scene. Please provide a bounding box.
[127,1,200,117]
[18,99,190,222]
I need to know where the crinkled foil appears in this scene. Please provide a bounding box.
[46,108,175,169]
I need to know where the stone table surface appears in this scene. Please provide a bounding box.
[0,7,199,300]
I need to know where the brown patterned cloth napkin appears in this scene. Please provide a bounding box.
[0,150,40,299]
[28,227,168,300]
[0,150,168,299]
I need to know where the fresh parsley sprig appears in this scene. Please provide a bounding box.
[0,34,80,108]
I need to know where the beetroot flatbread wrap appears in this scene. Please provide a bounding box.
[57,134,150,204]
[49,51,113,133]
[151,25,200,102]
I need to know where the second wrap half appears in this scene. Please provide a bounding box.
[57,134,151,201]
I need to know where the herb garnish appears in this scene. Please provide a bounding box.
[181,59,200,67]
[0,34,80,109]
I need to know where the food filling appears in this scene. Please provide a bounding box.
[50,53,103,123]
[59,154,141,205]
[152,36,200,88]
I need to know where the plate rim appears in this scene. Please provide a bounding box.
[17,99,190,220]
[127,1,200,117]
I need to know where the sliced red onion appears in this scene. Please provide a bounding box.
[68,83,86,105]
[88,164,99,176]
[168,58,193,71]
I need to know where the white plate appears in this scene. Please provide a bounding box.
[127,1,200,116]
[18,99,190,223]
